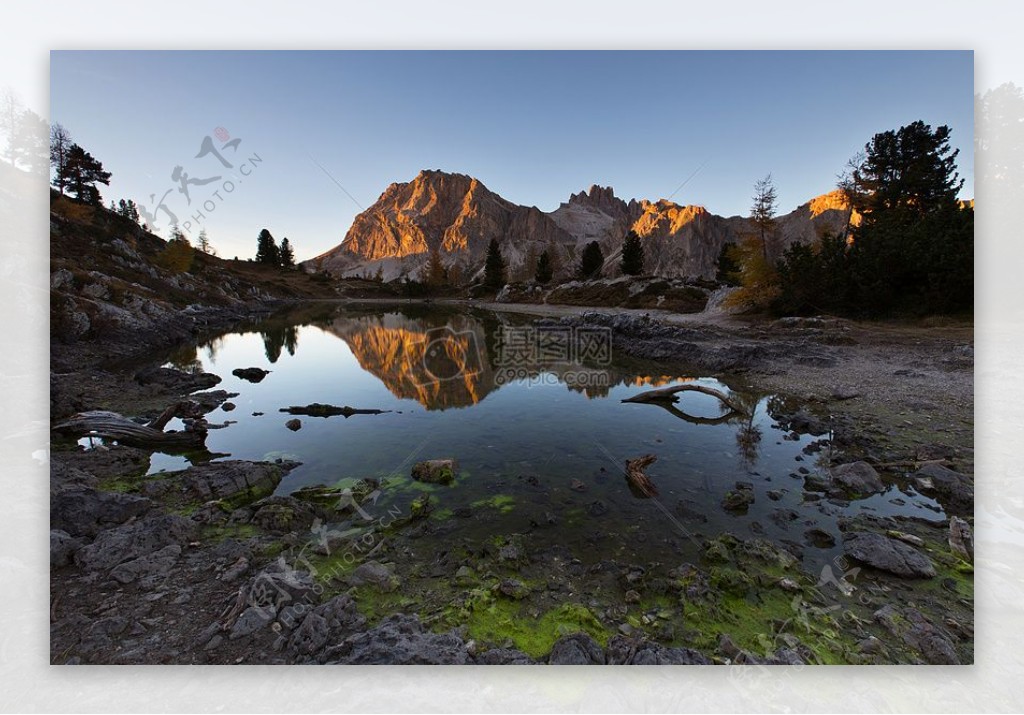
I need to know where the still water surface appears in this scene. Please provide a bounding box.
[149,304,943,571]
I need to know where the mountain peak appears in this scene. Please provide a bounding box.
[309,171,847,283]
[568,184,621,210]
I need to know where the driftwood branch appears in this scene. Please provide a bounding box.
[625,454,659,498]
[279,403,392,418]
[622,384,747,415]
[52,401,207,448]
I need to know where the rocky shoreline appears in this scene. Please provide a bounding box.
[50,296,974,665]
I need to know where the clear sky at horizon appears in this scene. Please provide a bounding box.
[50,50,974,262]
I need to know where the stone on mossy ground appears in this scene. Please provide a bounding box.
[411,459,458,485]
[249,495,321,533]
[291,479,379,511]
[548,632,605,664]
[175,460,297,507]
[494,578,530,600]
[454,565,477,587]
[325,614,469,664]
[843,531,936,578]
[350,561,401,592]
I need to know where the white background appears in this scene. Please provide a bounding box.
[1,1,1022,711]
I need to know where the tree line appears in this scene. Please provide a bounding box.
[723,120,973,318]
[43,114,305,272]
[255,228,296,269]
[480,229,645,289]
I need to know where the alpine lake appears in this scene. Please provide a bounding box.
[96,303,954,661]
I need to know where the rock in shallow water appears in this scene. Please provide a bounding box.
[232,367,270,383]
[830,461,884,494]
[411,459,458,485]
[913,462,973,513]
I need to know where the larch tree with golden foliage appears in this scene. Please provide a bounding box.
[724,175,782,312]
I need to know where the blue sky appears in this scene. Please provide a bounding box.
[50,50,974,261]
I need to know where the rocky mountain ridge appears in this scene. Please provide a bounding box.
[306,171,857,282]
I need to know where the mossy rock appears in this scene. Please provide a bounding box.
[411,459,459,485]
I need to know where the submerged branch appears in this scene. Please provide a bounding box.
[625,454,659,498]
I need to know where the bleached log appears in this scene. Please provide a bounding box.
[53,401,207,448]
[622,384,746,415]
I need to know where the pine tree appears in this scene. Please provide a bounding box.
[750,174,778,261]
[49,123,73,195]
[484,238,505,289]
[279,237,295,268]
[842,121,969,315]
[59,143,111,205]
[620,230,644,276]
[577,241,604,280]
[126,199,140,224]
[197,228,215,255]
[255,228,279,265]
[535,250,553,284]
[715,242,739,285]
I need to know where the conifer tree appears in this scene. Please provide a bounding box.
[484,238,505,289]
[577,241,604,280]
[620,230,644,276]
[535,249,553,284]
[279,237,295,268]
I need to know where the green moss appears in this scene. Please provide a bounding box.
[303,548,359,585]
[923,549,975,599]
[563,507,586,527]
[200,522,260,542]
[99,477,141,494]
[431,508,454,522]
[462,600,611,659]
[410,494,431,519]
[380,472,438,494]
[351,585,416,623]
[472,494,515,514]
[216,481,277,511]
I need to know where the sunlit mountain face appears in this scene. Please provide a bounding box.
[306,170,860,282]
